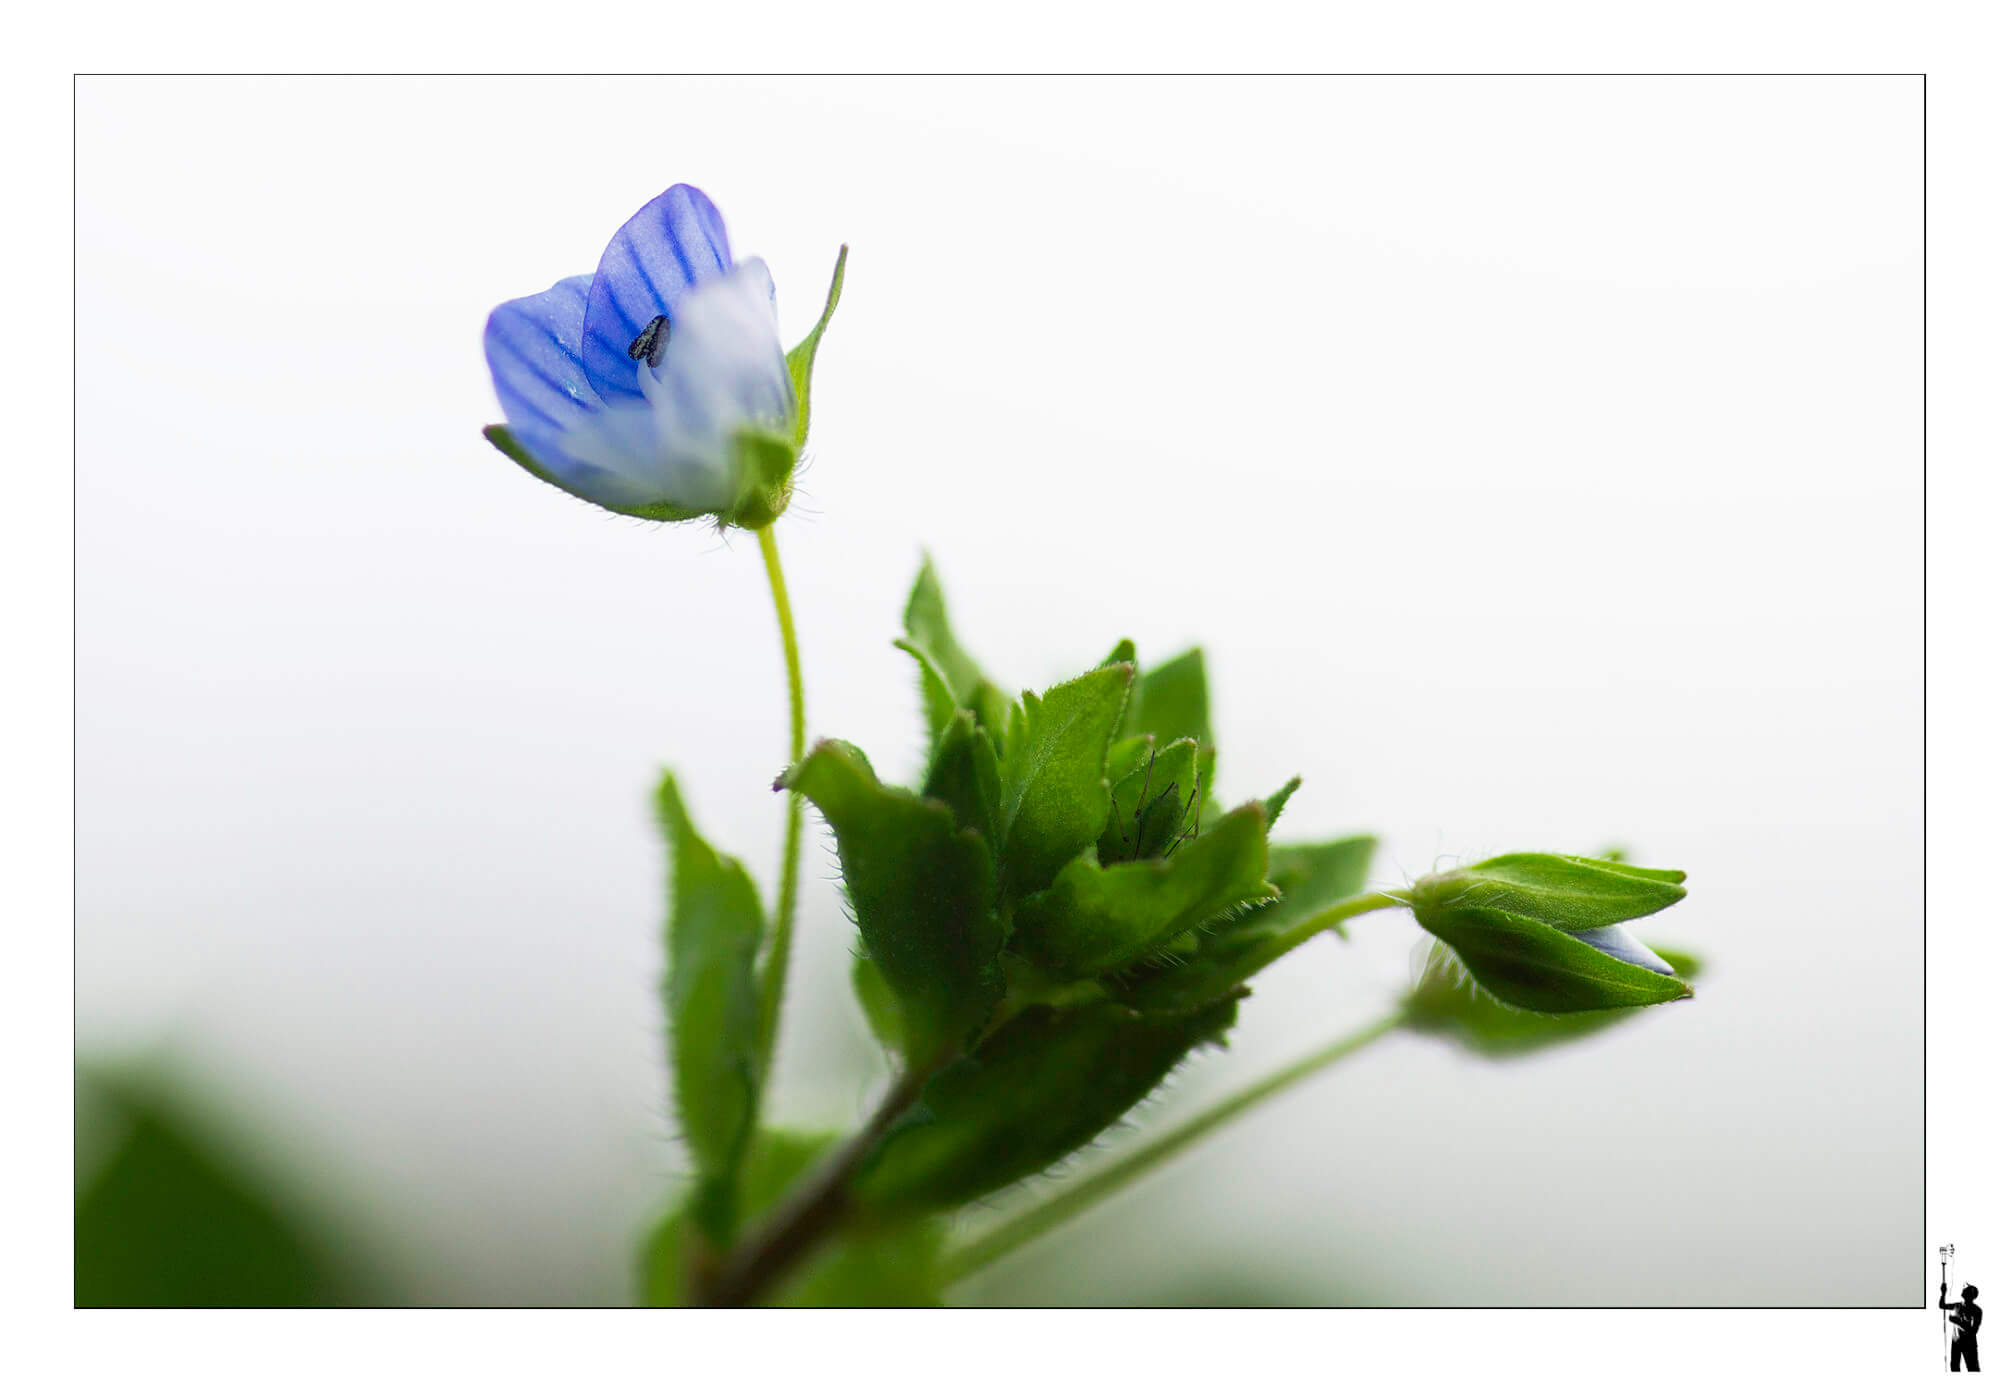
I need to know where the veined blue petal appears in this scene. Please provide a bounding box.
[1571,923,1675,976]
[484,275,600,437]
[579,184,735,405]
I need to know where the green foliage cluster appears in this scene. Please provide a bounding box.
[644,560,1699,1306]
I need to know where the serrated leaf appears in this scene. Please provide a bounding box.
[852,997,1240,1214]
[902,558,1013,748]
[923,711,1002,843]
[782,741,1003,1063]
[642,1129,946,1307]
[1404,942,1705,1056]
[1113,834,1377,1014]
[1017,803,1277,977]
[996,664,1132,901]
[656,774,766,1240]
[784,245,847,453]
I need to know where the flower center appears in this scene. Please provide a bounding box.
[627,314,670,369]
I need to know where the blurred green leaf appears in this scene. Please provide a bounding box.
[76,1078,352,1307]
[1126,647,1211,748]
[783,740,1004,1064]
[656,773,766,1241]
[852,948,905,1055]
[1405,943,1705,1055]
[853,996,1240,1214]
[1016,803,1277,978]
[997,664,1131,901]
[643,1130,946,1307]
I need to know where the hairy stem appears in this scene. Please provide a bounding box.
[753,524,807,1089]
[696,1058,936,1307]
[940,1009,1407,1286]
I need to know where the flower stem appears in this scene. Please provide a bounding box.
[940,1008,1408,1287]
[1226,889,1411,981]
[695,1055,941,1307]
[753,525,807,1087]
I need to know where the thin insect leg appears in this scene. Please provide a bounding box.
[1163,750,1203,857]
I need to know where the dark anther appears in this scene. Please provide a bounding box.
[628,314,670,368]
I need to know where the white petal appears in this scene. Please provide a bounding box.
[1571,923,1675,976]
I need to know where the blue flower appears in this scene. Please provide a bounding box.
[483,184,844,527]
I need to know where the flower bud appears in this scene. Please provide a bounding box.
[1407,853,1692,1013]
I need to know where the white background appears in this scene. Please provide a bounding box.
[71,76,1924,1309]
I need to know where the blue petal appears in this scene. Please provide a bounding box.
[1571,923,1675,976]
[579,185,735,405]
[484,275,600,437]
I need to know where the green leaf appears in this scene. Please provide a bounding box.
[656,773,766,1240]
[76,1077,354,1306]
[782,741,1004,1063]
[896,638,959,752]
[922,710,1003,843]
[901,558,1014,750]
[1113,834,1377,1014]
[1127,647,1211,748]
[997,664,1132,901]
[1016,803,1277,978]
[1414,853,1687,932]
[1417,905,1692,1013]
[785,244,848,453]
[1099,736,1200,864]
[643,1129,946,1307]
[1404,942,1705,1056]
[852,949,905,1055]
[852,997,1240,1214]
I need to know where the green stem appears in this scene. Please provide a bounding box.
[1225,889,1410,982]
[753,525,807,1086]
[940,1008,1408,1286]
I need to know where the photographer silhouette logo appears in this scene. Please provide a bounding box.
[1942,1245,1983,1372]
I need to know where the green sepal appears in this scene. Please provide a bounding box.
[851,996,1240,1214]
[484,424,708,523]
[996,663,1132,901]
[923,710,1003,843]
[642,1128,946,1307]
[781,740,1004,1064]
[1261,776,1303,829]
[1414,853,1687,932]
[1404,941,1704,1057]
[1112,834,1377,1014]
[655,773,766,1242]
[901,558,1014,751]
[724,426,803,530]
[1098,736,1200,864]
[484,423,801,530]
[1125,648,1215,827]
[785,244,848,455]
[1415,904,1692,1013]
[1016,803,1277,978]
